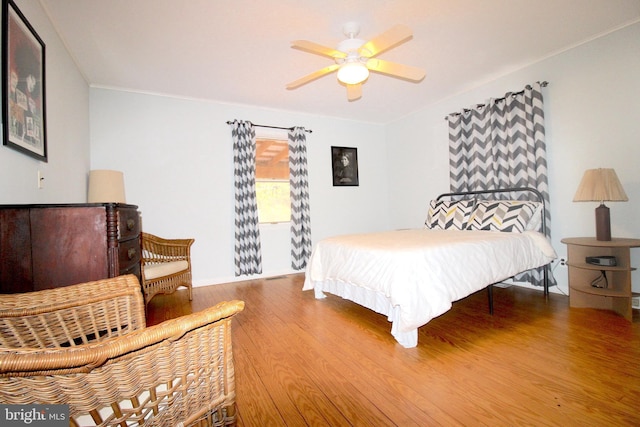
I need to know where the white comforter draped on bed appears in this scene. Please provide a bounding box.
[303,229,557,348]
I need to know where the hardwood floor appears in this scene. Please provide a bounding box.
[146,274,640,426]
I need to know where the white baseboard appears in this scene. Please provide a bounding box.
[193,269,301,288]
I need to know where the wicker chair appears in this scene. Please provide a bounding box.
[0,274,244,427]
[141,232,195,304]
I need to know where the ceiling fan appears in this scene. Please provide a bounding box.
[286,22,426,101]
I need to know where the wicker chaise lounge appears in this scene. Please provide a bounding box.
[0,274,244,426]
[141,232,195,304]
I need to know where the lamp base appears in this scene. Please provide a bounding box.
[595,203,611,241]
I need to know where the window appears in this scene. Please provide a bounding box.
[255,136,291,223]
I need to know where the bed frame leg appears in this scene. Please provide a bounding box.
[544,264,549,297]
[487,284,494,315]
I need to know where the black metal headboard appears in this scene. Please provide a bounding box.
[436,187,546,236]
[436,187,549,295]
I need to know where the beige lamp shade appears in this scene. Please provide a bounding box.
[573,168,627,241]
[573,168,628,203]
[88,170,126,203]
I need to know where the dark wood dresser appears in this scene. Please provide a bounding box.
[0,203,141,293]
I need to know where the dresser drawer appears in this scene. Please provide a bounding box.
[118,208,140,240]
[118,237,141,272]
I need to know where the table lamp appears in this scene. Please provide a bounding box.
[573,168,627,241]
[88,170,126,203]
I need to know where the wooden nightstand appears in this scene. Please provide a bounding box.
[561,237,640,321]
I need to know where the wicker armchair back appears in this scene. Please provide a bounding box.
[0,275,244,427]
[0,275,146,349]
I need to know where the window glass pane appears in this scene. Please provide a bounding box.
[255,135,291,223]
[256,180,291,223]
[256,139,289,180]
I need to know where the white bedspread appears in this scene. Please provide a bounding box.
[303,229,557,348]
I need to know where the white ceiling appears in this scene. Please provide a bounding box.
[40,0,640,123]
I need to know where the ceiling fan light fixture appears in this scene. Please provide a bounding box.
[288,24,424,100]
[337,62,369,85]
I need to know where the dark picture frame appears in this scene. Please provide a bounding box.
[2,0,47,161]
[331,146,359,186]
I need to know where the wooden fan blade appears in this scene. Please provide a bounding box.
[366,58,425,82]
[286,64,340,89]
[291,40,347,59]
[360,24,413,57]
[346,83,362,101]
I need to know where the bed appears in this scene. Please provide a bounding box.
[303,187,557,348]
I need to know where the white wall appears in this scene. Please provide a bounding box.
[386,22,640,293]
[0,0,89,204]
[90,89,389,285]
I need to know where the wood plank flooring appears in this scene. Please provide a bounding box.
[146,274,640,426]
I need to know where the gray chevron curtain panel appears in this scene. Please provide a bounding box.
[288,127,312,270]
[231,120,263,276]
[446,82,554,288]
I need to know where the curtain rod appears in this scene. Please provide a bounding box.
[444,81,549,120]
[226,121,312,133]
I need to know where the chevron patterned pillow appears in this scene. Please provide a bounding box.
[425,199,476,230]
[466,201,537,232]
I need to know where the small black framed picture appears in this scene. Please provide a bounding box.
[2,0,47,161]
[331,146,358,186]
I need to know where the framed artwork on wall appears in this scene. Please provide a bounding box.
[2,0,47,162]
[331,146,359,186]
